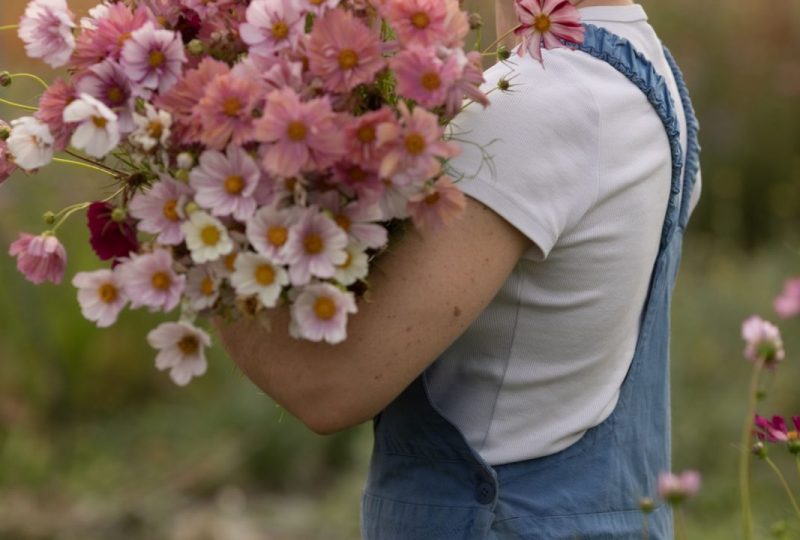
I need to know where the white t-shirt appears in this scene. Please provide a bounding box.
[427,5,701,466]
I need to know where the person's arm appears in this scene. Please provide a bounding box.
[215,197,531,435]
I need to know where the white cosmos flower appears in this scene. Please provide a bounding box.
[130,103,172,151]
[333,242,369,286]
[7,116,54,170]
[181,210,234,263]
[230,252,289,308]
[146,321,211,386]
[72,268,128,327]
[289,283,357,344]
[63,93,120,158]
[185,264,221,311]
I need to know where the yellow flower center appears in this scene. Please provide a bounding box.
[334,214,351,232]
[534,14,551,33]
[411,12,430,29]
[201,277,216,296]
[303,233,324,255]
[254,264,276,286]
[107,86,124,104]
[149,50,166,68]
[148,120,164,139]
[789,431,799,441]
[222,97,242,118]
[267,226,288,247]
[339,252,353,270]
[421,72,442,91]
[287,121,307,142]
[177,335,199,356]
[271,20,289,40]
[98,283,118,304]
[404,133,427,156]
[151,271,172,290]
[338,49,360,70]
[424,192,441,206]
[310,0,324,4]
[356,125,376,144]
[92,116,108,129]
[314,296,336,320]
[224,252,237,272]
[224,175,245,195]
[163,200,179,221]
[200,225,221,246]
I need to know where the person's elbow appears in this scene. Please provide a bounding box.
[288,388,375,436]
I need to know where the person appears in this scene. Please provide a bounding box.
[216,0,702,537]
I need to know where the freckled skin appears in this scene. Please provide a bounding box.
[453,306,462,317]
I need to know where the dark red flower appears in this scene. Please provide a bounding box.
[87,201,140,261]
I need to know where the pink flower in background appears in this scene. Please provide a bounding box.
[289,283,357,344]
[7,117,54,171]
[284,207,348,286]
[246,205,301,265]
[377,103,460,186]
[657,470,701,504]
[9,232,67,285]
[121,23,186,94]
[407,175,466,231]
[774,278,800,319]
[182,0,235,18]
[147,321,211,386]
[754,414,800,443]
[76,60,136,134]
[80,2,111,30]
[307,8,384,93]
[256,89,345,178]
[379,175,417,220]
[62,94,120,159]
[156,58,229,144]
[298,0,340,16]
[381,0,448,48]
[391,46,461,109]
[234,56,306,96]
[72,268,128,327]
[190,145,261,221]
[72,3,151,69]
[333,161,385,205]
[36,78,77,151]
[87,202,140,261]
[184,265,221,312]
[0,120,18,183]
[444,50,489,118]
[514,0,584,63]
[741,315,785,368]
[315,191,388,249]
[18,0,76,68]
[118,249,185,312]
[345,107,394,169]
[195,72,263,150]
[230,252,289,308]
[128,177,194,245]
[240,0,304,58]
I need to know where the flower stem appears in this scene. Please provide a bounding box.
[63,149,124,174]
[53,157,119,177]
[796,456,800,481]
[642,513,650,540]
[764,456,800,518]
[0,25,19,31]
[482,24,521,54]
[51,203,90,232]
[739,356,766,540]
[11,73,49,90]
[0,97,37,111]
[674,507,688,540]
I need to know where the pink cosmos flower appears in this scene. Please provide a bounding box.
[378,175,417,220]
[7,117,54,171]
[284,207,348,286]
[117,249,185,312]
[128,176,194,245]
[87,201,140,261]
[256,88,346,178]
[35,78,77,151]
[9,232,67,285]
[63,93,121,158]
[741,315,785,368]
[290,283,357,344]
[246,205,301,265]
[194,72,263,150]
[72,268,128,327]
[514,0,585,64]
[76,60,136,134]
[345,107,395,169]
[182,0,236,19]
[0,120,17,183]
[381,0,448,48]
[774,278,800,319]
[657,471,701,504]
[333,161,385,205]
[407,175,466,231]
[156,58,229,145]
[315,191,388,249]
[444,50,490,118]
[240,0,304,58]
[18,0,76,68]
[234,55,307,97]
[391,46,461,109]
[146,321,211,386]
[377,103,460,186]
[307,8,384,93]
[71,3,151,70]
[190,145,261,221]
[754,414,800,444]
[298,0,340,16]
[185,264,221,312]
[121,22,187,95]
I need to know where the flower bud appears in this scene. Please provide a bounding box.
[110,207,127,223]
[175,168,190,182]
[468,13,483,31]
[0,126,10,141]
[752,441,768,459]
[789,440,800,455]
[497,78,511,92]
[42,211,56,225]
[0,71,12,87]
[187,39,205,55]
[176,152,194,170]
[497,46,512,61]
[184,201,200,215]
[639,497,656,514]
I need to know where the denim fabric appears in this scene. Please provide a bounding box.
[362,24,701,540]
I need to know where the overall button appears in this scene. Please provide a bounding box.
[475,481,496,505]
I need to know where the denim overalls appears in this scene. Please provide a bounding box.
[362,24,701,540]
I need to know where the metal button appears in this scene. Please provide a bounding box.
[475,481,496,504]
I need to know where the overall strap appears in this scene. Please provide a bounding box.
[662,46,702,231]
[575,24,685,250]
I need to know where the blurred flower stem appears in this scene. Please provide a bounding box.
[740,355,766,540]
[10,73,49,89]
[0,96,37,111]
[764,456,800,518]
[675,507,688,540]
[0,25,19,31]
[52,157,120,177]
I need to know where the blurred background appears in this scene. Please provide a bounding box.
[1,0,799,538]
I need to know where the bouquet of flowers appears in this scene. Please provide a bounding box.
[1,0,583,386]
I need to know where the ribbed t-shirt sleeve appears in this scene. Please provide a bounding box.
[448,54,600,260]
